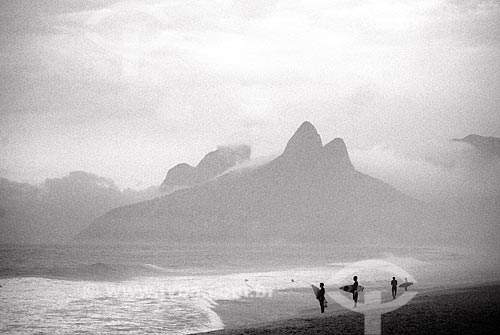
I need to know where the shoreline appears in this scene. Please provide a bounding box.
[200,282,500,334]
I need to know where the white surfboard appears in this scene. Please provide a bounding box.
[340,284,364,293]
[311,284,321,298]
[312,284,328,307]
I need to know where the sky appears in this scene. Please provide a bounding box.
[1,0,499,195]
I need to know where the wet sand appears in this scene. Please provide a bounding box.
[200,283,500,334]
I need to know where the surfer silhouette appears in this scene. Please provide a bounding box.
[352,276,359,307]
[318,283,326,313]
[403,277,409,291]
[391,277,398,299]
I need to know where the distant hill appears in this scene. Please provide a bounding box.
[160,145,251,194]
[0,172,159,244]
[77,122,442,245]
[453,134,500,158]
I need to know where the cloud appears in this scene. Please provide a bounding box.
[1,0,499,189]
[41,0,465,84]
[0,171,159,243]
[350,138,500,200]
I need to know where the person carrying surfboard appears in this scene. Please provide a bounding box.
[391,277,398,299]
[311,283,328,312]
[399,277,413,291]
[352,276,359,307]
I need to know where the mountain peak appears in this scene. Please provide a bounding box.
[323,138,354,169]
[282,121,322,157]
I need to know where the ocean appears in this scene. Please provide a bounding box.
[1,243,499,334]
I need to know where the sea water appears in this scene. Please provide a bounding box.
[1,243,499,334]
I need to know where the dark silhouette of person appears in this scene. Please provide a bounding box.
[391,277,398,299]
[318,283,326,313]
[352,276,359,307]
[403,277,409,291]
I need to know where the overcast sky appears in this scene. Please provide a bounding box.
[1,0,499,192]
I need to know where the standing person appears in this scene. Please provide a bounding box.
[318,283,326,313]
[352,276,359,308]
[403,277,409,291]
[391,277,398,299]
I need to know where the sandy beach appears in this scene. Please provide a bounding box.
[200,283,500,334]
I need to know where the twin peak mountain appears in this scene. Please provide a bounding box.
[281,121,353,169]
[78,122,434,244]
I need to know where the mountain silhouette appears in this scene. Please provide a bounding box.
[452,134,500,158]
[77,122,437,244]
[160,145,251,193]
[0,173,158,244]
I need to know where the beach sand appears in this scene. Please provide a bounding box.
[200,283,500,334]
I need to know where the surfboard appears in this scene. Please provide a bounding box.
[312,285,328,307]
[311,284,320,298]
[340,284,364,293]
[399,282,413,288]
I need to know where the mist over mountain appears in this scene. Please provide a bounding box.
[350,133,500,202]
[3,126,498,249]
[160,145,251,194]
[452,134,500,159]
[78,122,459,245]
[0,172,158,244]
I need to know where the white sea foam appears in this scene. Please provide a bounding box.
[0,277,225,334]
[143,263,168,271]
[0,267,343,334]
